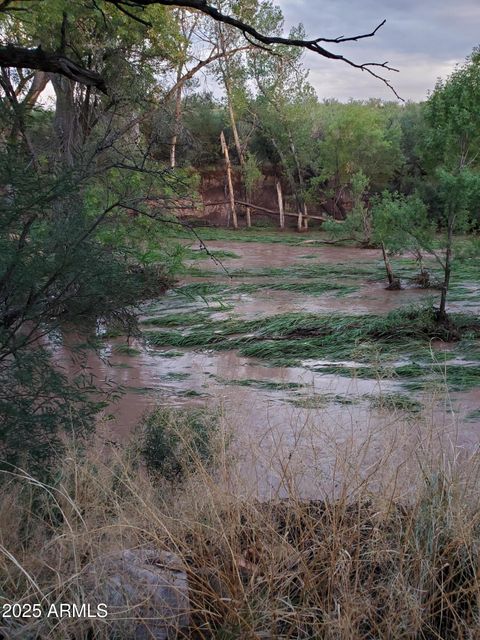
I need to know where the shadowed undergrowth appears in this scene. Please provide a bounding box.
[1,405,480,640]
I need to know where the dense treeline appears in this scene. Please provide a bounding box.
[0,0,479,471]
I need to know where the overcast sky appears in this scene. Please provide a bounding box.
[275,0,480,102]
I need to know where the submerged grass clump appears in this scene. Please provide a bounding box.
[140,311,211,327]
[152,349,184,358]
[163,372,191,381]
[173,282,229,299]
[217,377,306,391]
[112,343,142,356]
[260,281,358,296]
[288,393,360,408]
[183,247,241,261]
[369,392,423,413]
[439,364,480,391]
[144,305,480,359]
[226,262,380,280]
[178,226,322,245]
[143,305,480,389]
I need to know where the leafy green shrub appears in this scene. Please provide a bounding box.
[137,406,220,480]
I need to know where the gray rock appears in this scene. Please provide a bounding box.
[84,548,189,639]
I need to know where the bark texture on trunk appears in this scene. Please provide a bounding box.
[169,65,183,169]
[51,74,79,166]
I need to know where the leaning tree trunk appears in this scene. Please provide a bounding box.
[220,130,237,229]
[218,31,251,228]
[288,129,307,231]
[23,71,49,108]
[169,66,183,169]
[438,214,454,322]
[276,179,285,229]
[382,242,401,290]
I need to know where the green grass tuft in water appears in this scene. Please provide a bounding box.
[217,377,306,391]
[141,311,211,327]
[163,372,191,381]
[113,344,142,356]
[143,303,480,391]
[184,248,242,261]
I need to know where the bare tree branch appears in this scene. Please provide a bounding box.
[163,44,251,102]
[0,1,399,97]
[106,0,401,98]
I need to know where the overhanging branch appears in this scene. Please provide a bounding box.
[0,45,107,93]
[0,1,400,98]
[106,0,401,98]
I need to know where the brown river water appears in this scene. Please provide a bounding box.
[54,241,480,497]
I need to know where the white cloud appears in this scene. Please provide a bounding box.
[276,0,478,101]
[306,52,459,102]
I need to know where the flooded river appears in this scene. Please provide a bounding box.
[56,240,480,497]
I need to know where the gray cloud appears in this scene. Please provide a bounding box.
[276,0,480,101]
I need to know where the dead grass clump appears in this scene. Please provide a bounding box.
[0,414,480,639]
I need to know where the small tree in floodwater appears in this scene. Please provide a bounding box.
[432,169,480,321]
[372,191,435,289]
[372,178,479,321]
[375,48,480,322]
[420,49,480,322]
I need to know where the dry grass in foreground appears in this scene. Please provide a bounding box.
[1,407,480,639]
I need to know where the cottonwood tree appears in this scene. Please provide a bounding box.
[207,0,282,225]
[163,6,255,168]
[310,101,403,219]
[248,27,318,229]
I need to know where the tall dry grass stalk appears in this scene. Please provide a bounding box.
[0,398,480,639]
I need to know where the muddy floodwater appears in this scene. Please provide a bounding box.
[56,240,480,497]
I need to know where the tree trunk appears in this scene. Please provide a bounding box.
[23,70,49,108]
[362,209,371,245]
[51,74,79,166]
[382,242,401,289]
[297,207,303,231]
[169,67,183,169]
[220,130,237,229]
[439,215,454,321]
[219,31,251,227]
[288,129,307,232]
[269,136,298,227]
[276,179,284,229]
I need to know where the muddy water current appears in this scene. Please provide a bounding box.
[58,241,480,497]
